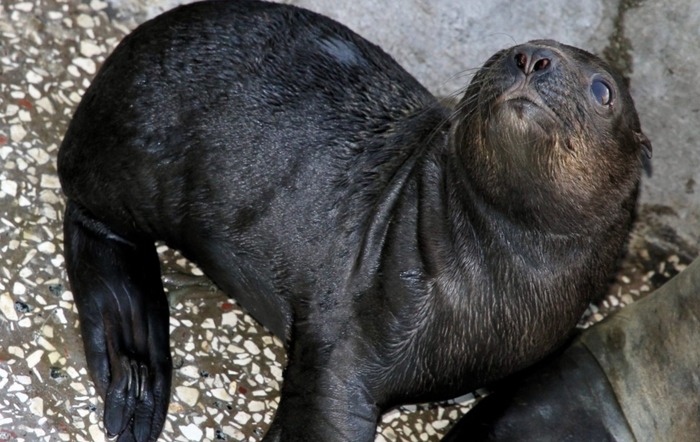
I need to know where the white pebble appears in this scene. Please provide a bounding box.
[29,396,44,416]
[5,104,18,118]
[40,174,61,189]
[221,311,237,327]
[179,365,200,379]
[0,293,19,321]
[9,346,25,359]
[10,124,27,142]
[35,97,55,115]
[14,2,33,12]
[234,411,251,425]
[8,382,25,393]
[76,14,94,28]
[13,282,26,295]
[71,382,88,394]
[54,308,67,324]
[48,352,61,364]
[210,388,233,401]
[432,419,450,430]
[80,41,102,58]
[270,365,283,381]
[227,380,238,396]
[248,400,265,412]
[51,255,65,267]
[16,375,32,385]
[39,189,60,204]
[1,179,17,197]
[67,65,81,77]
[19,109,32,122]
[28,84,41,99]
[38,241,56,254]
[26,70,42,84]
[243,340,261,355]
[66,366,80,379]
[73,57,96,74]
[37,337,56,351]
[90,0,108,10]
[89,424,106,441]
[201,318,216,329]
[176,386,200,407]
[180,424,203,441]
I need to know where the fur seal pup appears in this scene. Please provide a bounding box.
[442,257,700,442]
[57,0,651,440]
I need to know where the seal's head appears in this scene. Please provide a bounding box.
[453,40,651,231]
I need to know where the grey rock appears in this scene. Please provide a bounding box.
[626,0,700,252]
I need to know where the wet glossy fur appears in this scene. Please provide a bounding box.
[57,0,649,440]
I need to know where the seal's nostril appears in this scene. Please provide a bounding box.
[533,58,550,71]
[513,47,554,75]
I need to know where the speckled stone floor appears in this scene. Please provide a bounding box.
[0,1,690,441]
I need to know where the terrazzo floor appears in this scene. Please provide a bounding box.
[0,1,690,441]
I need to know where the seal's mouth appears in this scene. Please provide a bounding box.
[495,89,561,125]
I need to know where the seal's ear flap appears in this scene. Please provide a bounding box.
[637,131,652,177]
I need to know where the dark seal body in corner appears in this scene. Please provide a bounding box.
[57,0,651,440]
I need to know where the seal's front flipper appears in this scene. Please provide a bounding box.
[63,201,172,442]
[265,335,380,442]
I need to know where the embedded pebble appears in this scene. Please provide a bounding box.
[14,2,34,12]
[89,425,106,441]
[35,97,55,115]
[40,174,61,189]
[73,57,96,74]
[13,281,27,295]
[10,124,27,142]
[0,292,19,321]
[29,397,44,416]
[91,0,109,10]
[179,365,201,379]
[1,179,17,197]
[243,340,261,355]
[38,241,56,254]
[180,423,204,440]
[16,375,32,385]
[80,41,103,58]
[176,386,200,407]
[26,70,42,83]
[76,14,95,28]
[26,350,44,369]
[221,310,237,327]
[211,388,233,402]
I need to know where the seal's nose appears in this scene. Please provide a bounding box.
[513,46,555,76]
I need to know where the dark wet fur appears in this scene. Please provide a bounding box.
[57,1,649,440]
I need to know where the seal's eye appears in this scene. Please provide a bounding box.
[591,79,612,106]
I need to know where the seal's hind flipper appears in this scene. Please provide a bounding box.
[63,201,172,441]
